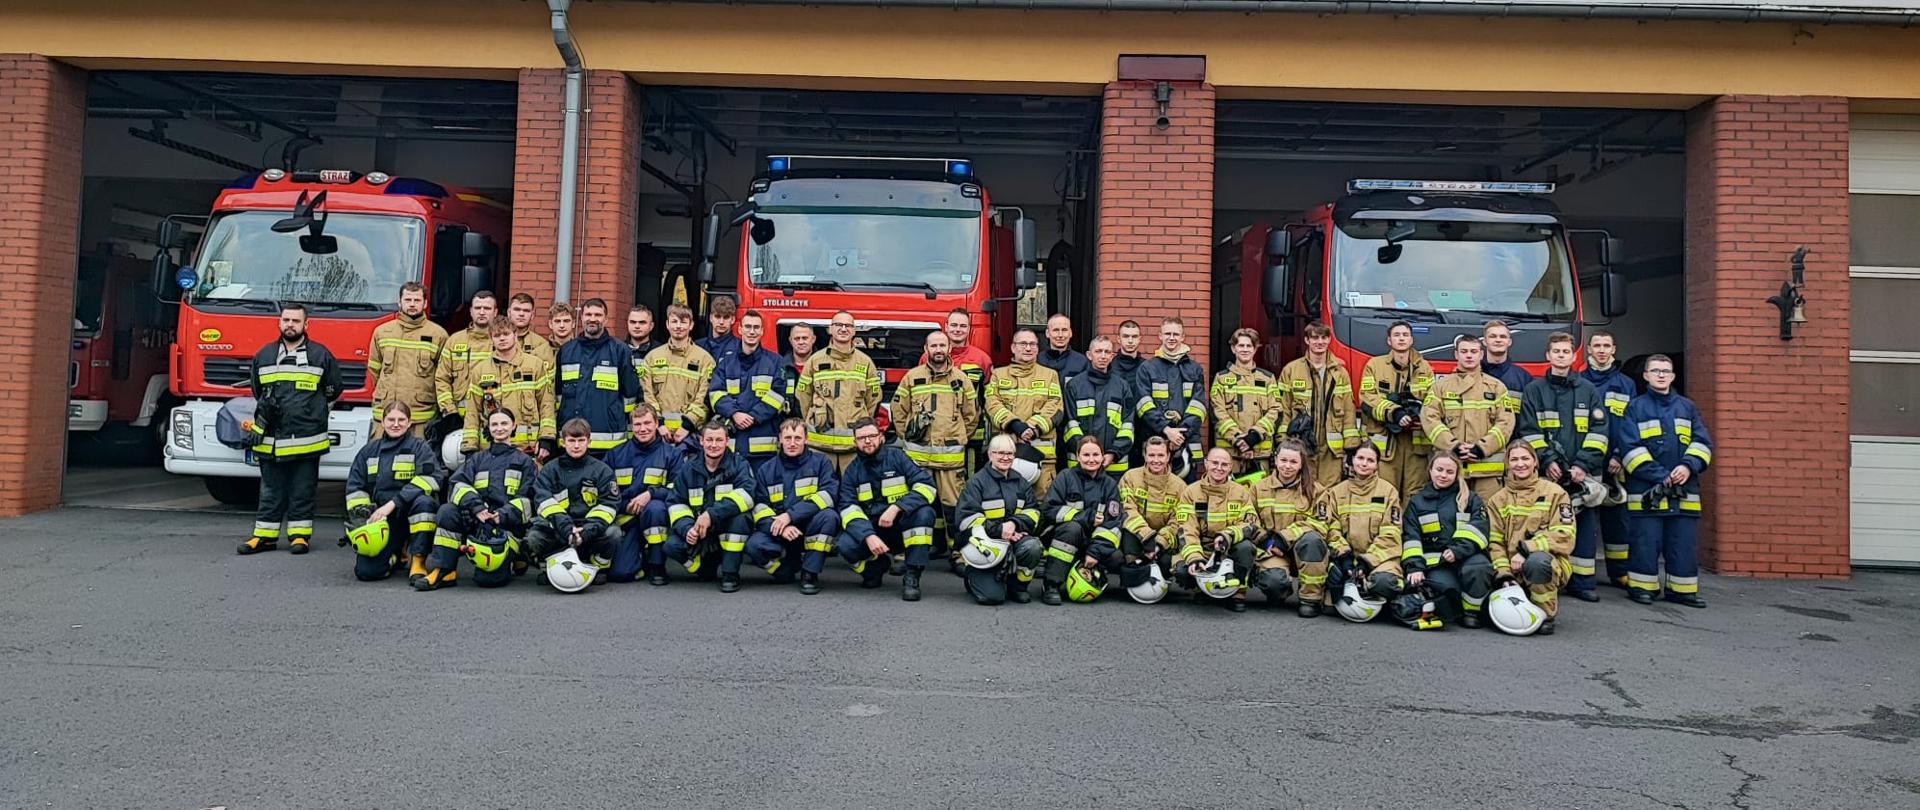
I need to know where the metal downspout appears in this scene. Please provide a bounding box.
[549,0,585,301]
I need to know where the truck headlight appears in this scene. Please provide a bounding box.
[171,410,194,451]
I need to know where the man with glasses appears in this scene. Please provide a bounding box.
[985,329,1065,495]
[835,418,939,600]
[1618,355,1713,608]
[797,311,883,472]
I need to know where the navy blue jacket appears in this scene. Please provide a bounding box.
[1617,390,1714,517]
[708,346,791,460]
[556,332,639,451]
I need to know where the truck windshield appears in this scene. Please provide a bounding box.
[746,206,980,293]
[1332,219,1575,319]
[188,211,423,307]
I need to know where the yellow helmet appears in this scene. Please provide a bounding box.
[1064,564,1108,603]
[346,520,390,557]
[463,535,519,573]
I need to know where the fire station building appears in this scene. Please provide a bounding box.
[3,0,1919,575]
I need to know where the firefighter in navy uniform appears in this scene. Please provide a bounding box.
[425,409,539,590]
[954,434,1047,605]
[894,330,978,564]
[555,299,640,455]
[1480,320,1534,414]
[835,418,939,601]
[1399,453,1495,628]
[605,404,682,584]
[1618,354,1713,608]
[1518,331,1610,601]
[1038,314,1090,387]
[238,303,343,556]
[1037,436,1127,605]
[1581,330,1637,587]
[1063,336,1139,475]
[1136,317,1207,478]
[747,418,842,595]
[665,420,760,592]
[344,402,442,581]
[524,419,623,583]
[1211,328,1283,474]
[708,310,790,464]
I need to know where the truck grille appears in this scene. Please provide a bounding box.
[203,358,367,389]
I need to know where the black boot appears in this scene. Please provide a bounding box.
[1460,613,1484,629]
[1666,592,1707,609]
[236,537,276,555]
[1041,584,1063,605]
[1628,590,1654,605]
[799,572,820,595]
[1008,579,1032,604]
[889,558,906,577]
[859,559,887,589]
[719,573,741,593]
[901,570,922,602]
[1538,617,1557,636]
[647,565,669,586]
[1229,596,1247,613]
[1297,601,1322,619]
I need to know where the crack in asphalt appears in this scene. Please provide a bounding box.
[1588,669,1645,710]
[1382,702,1920,745]
[1722,752,1764,809]
[1640,617,1728,635]
[1577,782,1696,810]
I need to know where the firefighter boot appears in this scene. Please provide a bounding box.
[901,569,923,602]
[720,573,742,594]
[408,554,429,585]
[799,571,821,595]
[236,537,277,555]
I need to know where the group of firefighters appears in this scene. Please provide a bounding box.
[237,284,1712,636]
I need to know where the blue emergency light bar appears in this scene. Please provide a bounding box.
[1349,179,1556,194]
[766,155,974,178]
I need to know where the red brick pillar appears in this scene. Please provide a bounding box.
[0,55,84,516]
[511,69,641,318]
[1095,62,1216,368]
[1683,95,1850,578]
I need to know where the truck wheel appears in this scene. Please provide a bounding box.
[204,476,259,506]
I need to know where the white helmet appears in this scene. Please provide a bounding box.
[544,548,597,593]
[1127,563,1170,604]
[960,526,1010,570]
[1601,478,1629,508]
[1488,583,1548,636]
[441,431,469,469]
[1570,478,1607,509]
[1193,557,1240,600]
[1335,580,1387,623]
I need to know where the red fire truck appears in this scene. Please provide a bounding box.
[154,169,509,504]
[701,155,1037,385]
[68,252,176,449]
[1215,179,1626,382]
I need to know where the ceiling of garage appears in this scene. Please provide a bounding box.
[87,72,519,145]
[647,87,1101,158]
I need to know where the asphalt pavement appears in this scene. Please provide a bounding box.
[2,506,1918,810]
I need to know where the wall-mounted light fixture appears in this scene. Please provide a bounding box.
[1153,82,1173,130]
[1765,245,1809,340]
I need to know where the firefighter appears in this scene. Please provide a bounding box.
[708,309,789,464]
[1399,452,1495,629]
[1174,447,1259,612]
[1038,436,1126,605]
[1486,440,1575,634]
[1481,320,1532,413]
[1064,336,1139,475]
[1421,335,1515,500]
[1113,319,1147,382]
[923,307,993,468]
[605,404,682,584]
[642,303,717,445]
[505,292,555,368]
[747,418,842,595]
[344,402,441,581]
[367,281,447,436]
[555,298,640,455]
[238,303,343,556]
[986,329,1065,494]
[435,290,497,419]
[835,418,938,601]
[524,419,622,585]
[425,408,539,590]
[1581,329,1637,587]
[1211,328,1282,474]
[1619,354,1713,609]
[1519,331,1610,602]
[461,320,555,460]
[954,433,1047,605]
[1245,439,1329,616]
[1316,443,1405,610]
[784,323,818,405]
[546,301,575,350]
[1137,317,1207,478]
[1359,320,1436,496]
[797,310,883,472]
[1279,322,1360,486]
[625,306,661,373]
[1117,437,1186,583]
[1039,313,1090,388]
[894,330,978,562]
[697,294,741,363]
[665,420,760,592]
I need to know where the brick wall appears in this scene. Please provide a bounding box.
[1094,80,1217,369]
[1683,95,1851,579]
[0,55,84,516]
[511,69,641,321]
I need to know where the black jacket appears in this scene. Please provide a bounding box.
[1063,365,1140,468]
[450,443,540,524]
[247,339,343,458]
[1400,482,1490,574]
[345,433,441,514]
[956,466,1041,539]
[533,452,621,535]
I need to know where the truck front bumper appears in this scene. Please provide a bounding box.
[162,400,370,482]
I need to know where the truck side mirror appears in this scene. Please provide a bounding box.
[156,219,182,249]
[1014,217,1038,268]
[1016,265,1037,291]
[702,213,722,261]
[462,231,489,261]
[1262,260,1290,308]
[461,264,486,302]
[1600,237,1626,267]
[1600,270,1628,318]
[698,259,715,285]
[1264,228,1290,259]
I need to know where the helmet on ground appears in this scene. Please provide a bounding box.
[441,431,469,469]
[1064,564,1108,603]
[346,520,390,557]
[961,526,1010,570]
[1488,583,1548,636]
[1193,557,1240,600]
[1335,580,1387,623]
[1124,562,1169,604]
[1601,478,1629,508]
[464,534,518,573]
[544,548,596,593]
[1570,477,1608,509]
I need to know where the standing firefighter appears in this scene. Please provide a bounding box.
[1619,354,1713,609]
[555,298,640,454]
[462,320,556,460]
[435,290,498,419]
[894,330,978,562]
[1486,441,1575,635]
[1063,336,1139,475]
[641,303,717,445]
[1518,331,1609,602]
[985,329,1065,494]
[1421,335,1515,500]
[798,310,884,472]
[1211,328,1282,474]
[708,310,789,463]
[1136,317,1207,478]
[367,281,447,436]
[1278,322,1360,486]
[1358,320,1436,496]
[238,303,343,556]
[1581,329,1638,588]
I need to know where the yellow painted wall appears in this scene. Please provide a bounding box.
[7,0,1920,103]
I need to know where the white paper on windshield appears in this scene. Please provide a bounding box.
[1429,290,1476,309]
[1345,292,1385,308]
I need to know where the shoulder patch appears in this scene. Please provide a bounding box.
[1558,504,1575,523]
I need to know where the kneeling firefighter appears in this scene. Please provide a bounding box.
[524,418,623,589]
[345,402,443,581]
[1038,436,1126,605]
[1393,453,1495,630]
[1174,448,1259,612]
[1116,437,1185,597]
[1245,438,1332,616]
[1486,440,1576,636]
[1317,443,1405,614]
[954,433,1046,605]
[426,409,539,590]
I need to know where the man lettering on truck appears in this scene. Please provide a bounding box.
[367,281,446,437]
[237,303,343,557]
[436,290,498,418]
